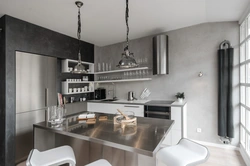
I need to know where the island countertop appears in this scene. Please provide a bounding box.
[34,112,174,157]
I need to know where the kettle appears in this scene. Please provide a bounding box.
[128,91,137,101]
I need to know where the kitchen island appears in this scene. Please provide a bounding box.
[33,112,174,166]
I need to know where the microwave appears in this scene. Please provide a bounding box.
[95,88,106,100]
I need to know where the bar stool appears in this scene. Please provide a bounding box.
[156,138,209,166]
[26,145,76,166]
[85,159,112,166]
[26,145,112,166]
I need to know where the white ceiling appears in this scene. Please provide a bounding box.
[0,0,249,46]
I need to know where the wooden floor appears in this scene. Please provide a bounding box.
[200,146,246,166]
[16,146,247,166]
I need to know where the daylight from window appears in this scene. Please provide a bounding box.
[240,15,250,158]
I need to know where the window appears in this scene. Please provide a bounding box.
[240,16,250,157]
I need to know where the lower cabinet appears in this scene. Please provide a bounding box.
[162,103,187,146]
[87,102,144,117]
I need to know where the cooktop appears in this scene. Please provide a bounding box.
[145,100,174,106]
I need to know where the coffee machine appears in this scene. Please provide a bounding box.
[95,88,106,100]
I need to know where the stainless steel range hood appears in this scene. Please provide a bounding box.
[153,35,169,75]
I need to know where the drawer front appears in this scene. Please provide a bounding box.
[123,105,144,117]
[87,102,123,114]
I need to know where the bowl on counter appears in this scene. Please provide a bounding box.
[115,111,135,123]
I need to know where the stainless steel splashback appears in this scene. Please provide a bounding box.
[153,35,169,75]
[15,51,57,164]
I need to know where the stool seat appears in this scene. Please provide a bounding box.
[156,138,209,166]
[85,159,112,166]
[26,145,76,166]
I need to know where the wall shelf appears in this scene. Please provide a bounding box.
[62,91,94,95]
[62,81,94,94]
[95,67,149,74]
[61,59,94,74]
[95,78,152,83]
[62,81,94,84]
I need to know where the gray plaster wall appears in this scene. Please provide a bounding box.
[95,22,240,146]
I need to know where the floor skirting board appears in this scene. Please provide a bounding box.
[191,139,239,150]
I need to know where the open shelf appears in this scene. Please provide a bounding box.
[62,81,94,94]
[62,81,94,84]
[61,59,94,74]
[62,91,94,95]
[95,78,152,83]
[95,67,149,74]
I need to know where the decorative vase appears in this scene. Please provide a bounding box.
[177,98,183,103]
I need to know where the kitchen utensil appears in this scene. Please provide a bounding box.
[117,109,130,120]
[140,88,151,99]
[70,97,74,103]
[128,91,137,101]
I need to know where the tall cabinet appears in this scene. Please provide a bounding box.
[15,51,57,163]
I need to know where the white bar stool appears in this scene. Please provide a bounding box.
[156,138,209,166]
[85,159,112,166]
[26,145,76,166]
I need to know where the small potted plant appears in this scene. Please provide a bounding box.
[175,92,185,103]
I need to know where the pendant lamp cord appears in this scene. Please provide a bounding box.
[125,0,129,51]
[77,5,81,61]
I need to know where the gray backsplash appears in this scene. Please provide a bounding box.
[94,22,240,146]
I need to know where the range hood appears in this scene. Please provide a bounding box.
[153,35,169,75]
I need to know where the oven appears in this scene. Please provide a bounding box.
[144,105,171,119]
[144,100,173,119]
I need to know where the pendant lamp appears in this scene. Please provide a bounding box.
[117,0,138,68]
[72,1,87,74]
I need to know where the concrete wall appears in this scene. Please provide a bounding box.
[0,15,94,166]
[95,22,240,146]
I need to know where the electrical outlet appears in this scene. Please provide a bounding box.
[196,128,202,133]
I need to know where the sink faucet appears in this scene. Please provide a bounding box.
[108,83,117,100]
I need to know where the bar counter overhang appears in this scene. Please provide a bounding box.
[33,112,174,166]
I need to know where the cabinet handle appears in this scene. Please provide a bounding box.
[45,88,49,123]
[145,111,170,116]
[124,105,140,108]
[45,88,48,107]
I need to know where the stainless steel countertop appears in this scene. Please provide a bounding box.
[34,113,174,157]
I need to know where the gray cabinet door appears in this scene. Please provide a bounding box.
[15,51,57,163]
[16,51,48,113]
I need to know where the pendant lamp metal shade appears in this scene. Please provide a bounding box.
[117,0,138,68]
[72,1,87,74]
[117,49,138,68]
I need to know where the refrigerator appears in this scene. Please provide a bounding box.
[15,51,57,164]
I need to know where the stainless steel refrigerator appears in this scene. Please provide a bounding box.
[15,51,57,164]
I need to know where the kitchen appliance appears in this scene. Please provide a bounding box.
[15,51,57,164]
[144,100,174,119]
[153,35,169,75]
[95,88,106,100]
[128,91,137,101]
